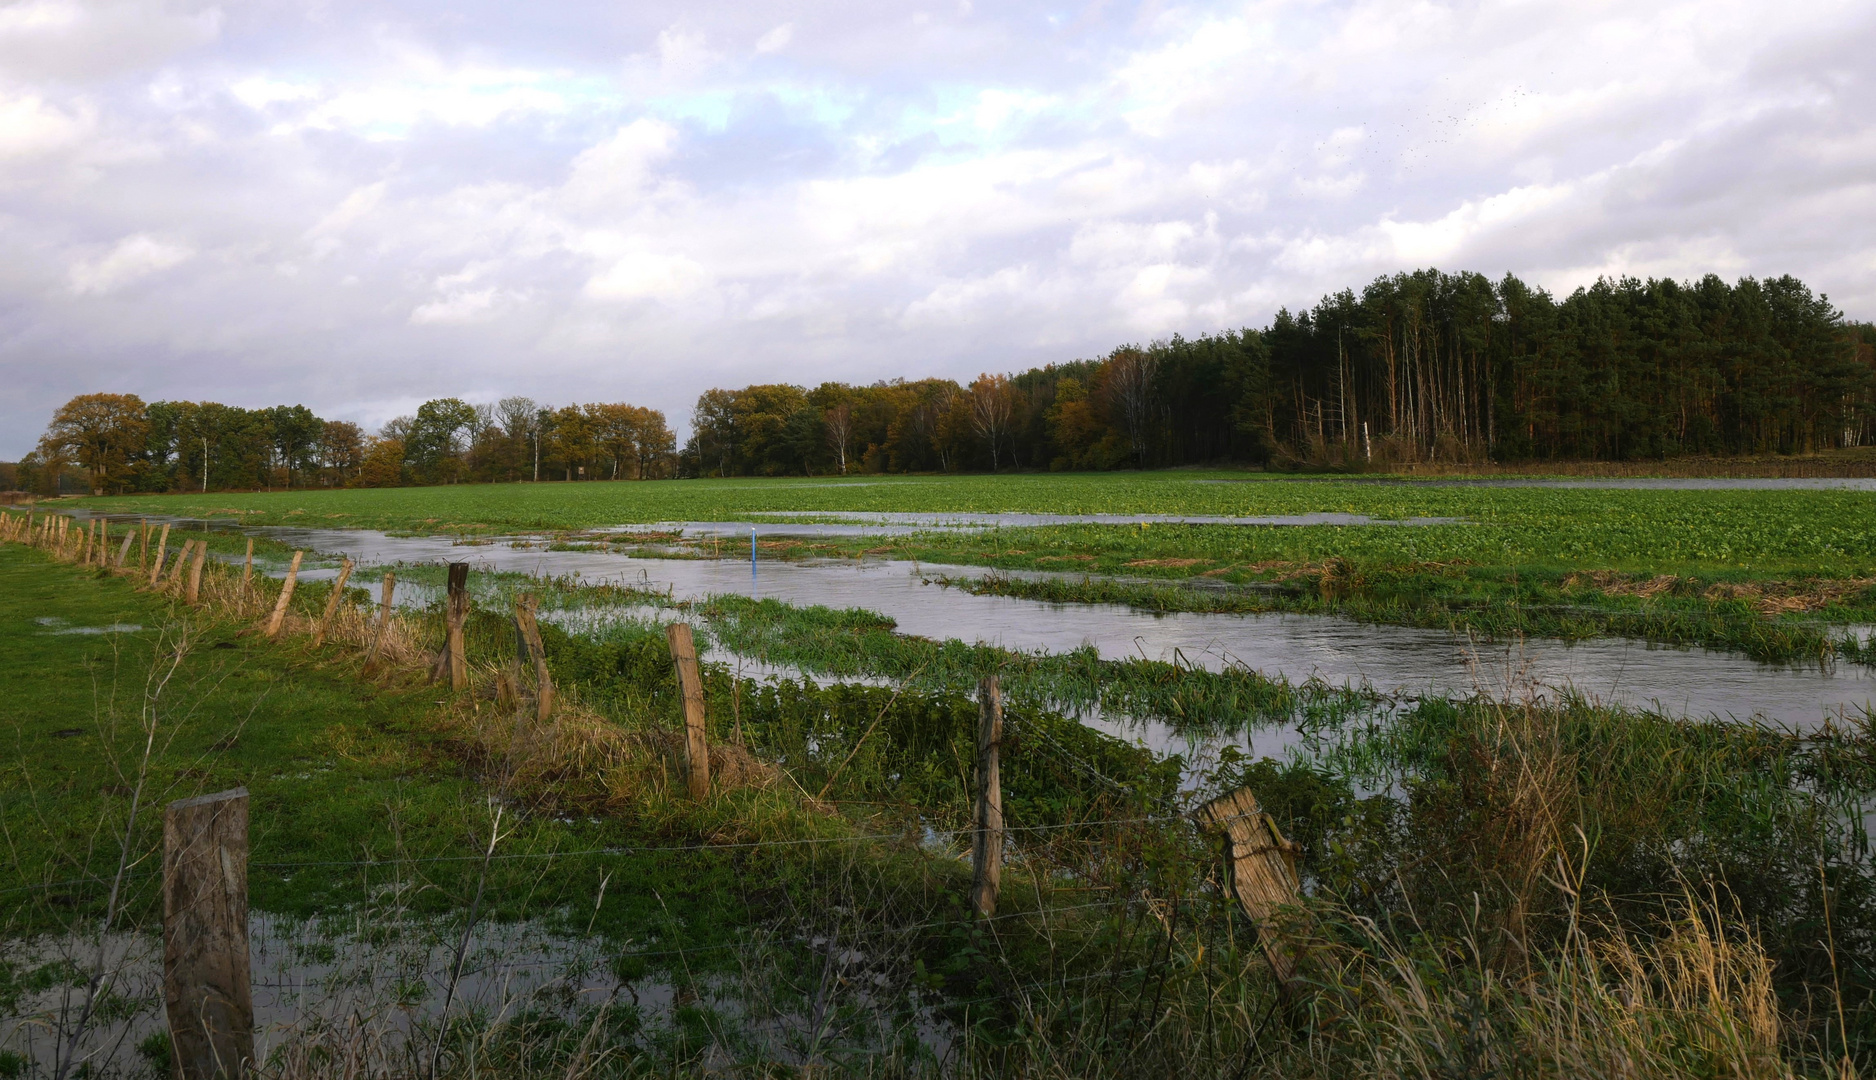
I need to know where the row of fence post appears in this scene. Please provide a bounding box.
[3,516,1302,1079]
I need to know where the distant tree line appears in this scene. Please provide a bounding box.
[686,270,1876,476]
[17,269,1876,493]
[18,395,676,495]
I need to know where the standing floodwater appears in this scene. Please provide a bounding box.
[194,524,1876,728]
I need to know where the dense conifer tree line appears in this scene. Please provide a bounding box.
[688,270,1876,476]
[16,269,1874,492]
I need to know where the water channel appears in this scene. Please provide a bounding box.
[113,519,1863,731]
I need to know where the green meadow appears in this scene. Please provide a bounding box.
[13,472,1876,1075]
[74,472,1876,662]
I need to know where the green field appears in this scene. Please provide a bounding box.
[8,472,1876,1075]
[3,532,1871,1076]
[72,473,1876,662]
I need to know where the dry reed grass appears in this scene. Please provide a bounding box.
[1566,570,1876,615]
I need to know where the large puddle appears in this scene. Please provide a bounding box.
[648,510,1460,537]
[2,910,936,1075]
[213,525,1876,728]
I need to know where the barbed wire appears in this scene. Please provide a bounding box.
[0,804,1259,900]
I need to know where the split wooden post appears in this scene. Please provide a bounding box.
[440,562,469,690]
[971,676,1004,919]
[265,551,304,641]
[167,541,194,589]
[139,520,149,570]
[148,524,172,587]
[186,541,208,605]
[161,541,185,587]
[241,539,254,589]
[362,573,395,673]
[115,530,135,568]
[93,520,105,565]
[514,596,554,723]
[665,623,710,800]
[1197,787,1306,994]
[311,558,353,647]
[162,787,253,1080]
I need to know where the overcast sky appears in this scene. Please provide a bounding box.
[3,0,1873,456]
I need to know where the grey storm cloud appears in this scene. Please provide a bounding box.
[2,0,1873,455]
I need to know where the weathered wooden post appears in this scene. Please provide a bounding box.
[443,562,469,690]
[665,623,710,800]
[971,676,1004,919]
[362,573,395,674]
[116,530,135,568]
[186,541,208,605]
[515,596,554,722]
[148,524,172,587]
[265,551,303,641]
[1198,787,1306,994]
[166,541,194,589]
[162,788,253,1080]
[241,539,253,589]
[311,558,353,647]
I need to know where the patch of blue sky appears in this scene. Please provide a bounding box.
[763,82,864,131]
[639,88,737,131]
[640,79,864,136]
[884,83,1079,150]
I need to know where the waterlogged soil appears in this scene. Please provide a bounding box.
[1,914,654,1076]
[149,522,1876,728]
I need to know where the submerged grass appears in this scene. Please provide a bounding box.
[942,567,1865,665]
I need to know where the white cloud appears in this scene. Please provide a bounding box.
[411,286,528,324]
[0,91,91,159]
[582,250,712,303]
[68,234,193,295]
[754,23,793,54]
[2,0,1875,452]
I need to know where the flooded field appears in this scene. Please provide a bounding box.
[86,517,1873,729]
[652,510,1462,536]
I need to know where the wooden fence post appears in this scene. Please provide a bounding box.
[265,552,303,641]
[116,530,135,568]
[971,676,1004,919]
[435,562,469,690]
[515,596,554,722]
[167,541,195,589]
[139,520,149,570]
[162,788,253,1080]
[148,524,171,588]
[362,573,395,674]
[665,623,710,800]
[1198,787,1306,994]
[186,542,208,605]
[242,539,253,589]
[311,558,353,647]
